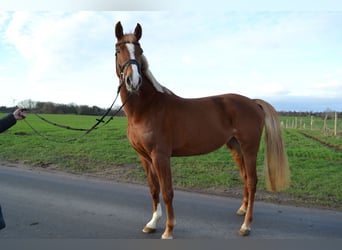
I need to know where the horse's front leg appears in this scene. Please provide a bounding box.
[140,156,162,234]
[152,153,175,239]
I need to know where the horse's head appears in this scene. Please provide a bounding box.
[115,21,143,93]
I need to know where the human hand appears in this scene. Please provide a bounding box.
[13,108,26,120]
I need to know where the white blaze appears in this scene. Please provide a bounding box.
[126,43,141,89]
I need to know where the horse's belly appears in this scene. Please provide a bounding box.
[171,135,228,157]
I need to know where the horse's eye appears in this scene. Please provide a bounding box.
[115,49,121,55]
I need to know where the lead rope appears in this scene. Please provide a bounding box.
[23,84,130,143]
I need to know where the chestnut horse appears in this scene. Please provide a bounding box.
[114,21,290,239]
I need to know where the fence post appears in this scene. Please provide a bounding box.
[334,112,337,136]
[323,114,328,135]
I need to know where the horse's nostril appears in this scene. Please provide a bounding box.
[126,76,132,86]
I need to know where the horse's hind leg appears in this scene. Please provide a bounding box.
[226,138,248,216]
[239,152,258,236]
[227,138,258,236]
[140,156,162,234]
[237,168,248,216]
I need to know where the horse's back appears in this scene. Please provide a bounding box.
[176,93,265,126]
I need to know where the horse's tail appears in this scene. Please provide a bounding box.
[254,99,290,192]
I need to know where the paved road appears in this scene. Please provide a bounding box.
[0,164,341,239]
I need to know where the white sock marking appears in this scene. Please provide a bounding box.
[241,223,251,231]
[146,203,162,229]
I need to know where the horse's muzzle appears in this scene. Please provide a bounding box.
[125,74,142,92]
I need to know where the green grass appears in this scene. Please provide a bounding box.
[1,113,341,209]
[283,129,342,207]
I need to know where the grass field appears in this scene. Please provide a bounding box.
[1,113,341,209]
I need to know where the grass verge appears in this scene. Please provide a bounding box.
[1,114,341,210]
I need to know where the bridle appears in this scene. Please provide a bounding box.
[115,41,143,83]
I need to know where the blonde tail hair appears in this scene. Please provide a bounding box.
[254,99,290,192]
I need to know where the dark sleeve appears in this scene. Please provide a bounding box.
[0,114,17,133]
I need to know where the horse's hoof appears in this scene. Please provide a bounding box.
[236,208,247,216]
[161,233,173,239]
[142,226,156,234]
[239,228,250,236]
[239,224,251,236]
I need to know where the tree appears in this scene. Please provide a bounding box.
[17,99,36,109]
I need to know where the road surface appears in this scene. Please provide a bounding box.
[0,164,341,239]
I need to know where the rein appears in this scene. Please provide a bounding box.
[22,42,142,143]
[23,84,130,143]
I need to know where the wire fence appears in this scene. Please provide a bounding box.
[280,112,341,136]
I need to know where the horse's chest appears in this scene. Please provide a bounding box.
[127,125,154,152]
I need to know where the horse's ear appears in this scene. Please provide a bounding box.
[134,23,142,41]
[115,21,124,40]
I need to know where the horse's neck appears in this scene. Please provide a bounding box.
[120,75,160,119]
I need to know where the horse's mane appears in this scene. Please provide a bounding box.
[141,55,173,95]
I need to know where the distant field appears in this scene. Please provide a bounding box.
[1,113,341,209]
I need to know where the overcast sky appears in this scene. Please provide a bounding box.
[1,2,342,111]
